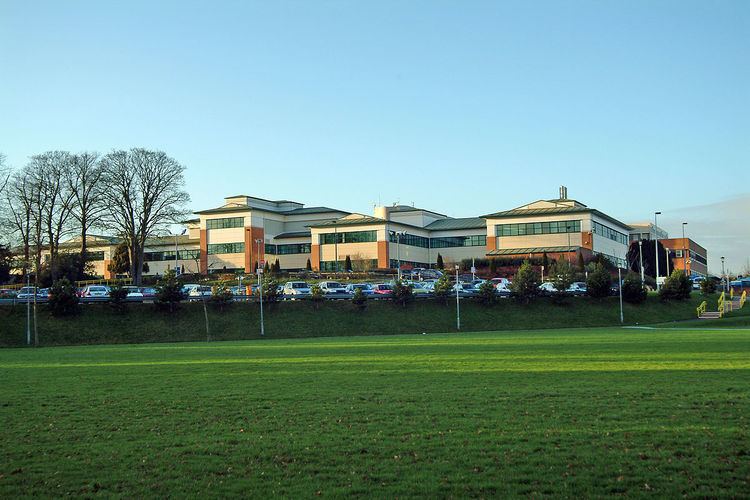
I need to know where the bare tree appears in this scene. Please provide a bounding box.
[3,170,37,275]
[68,152,106,275]
[100,148,190,285]
[0,153,10,196]
[27,151,76,280]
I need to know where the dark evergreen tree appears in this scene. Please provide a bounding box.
[306,258,312,271]
[0,244,12,284]
[627,240,669,278]
[345,255,352,272]
[436,253,444,270]
[586,263,612,298]
[577,252,585,271]
[108,241,130,275]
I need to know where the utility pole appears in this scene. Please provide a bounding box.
[25,270,30,346]
[638,239,644,283]
[654,212,662,290]
[255,238,265,337]
[455,264,461,331]
[618,266,624,324]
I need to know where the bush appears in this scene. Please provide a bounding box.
[660,270,692,301]
[550,259,574,297]
[262,278,280,303]
[586,264,612,298]
[208,286,234,311]
[109,285,129,313]
[621,273,647,304]
[310,285,324,309]
[155,269,186,312]
[477,281,497,306]
[510,260,540,304]
[391,280,414,307]
[48,278,80,316]
[700,278,717,296]
[433,274,452,305]
[351,288,367,311]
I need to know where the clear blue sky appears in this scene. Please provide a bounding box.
[1,1,748,273]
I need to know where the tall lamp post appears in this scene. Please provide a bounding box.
[682,222,688,277]
[393,230,406,280]
[455,264,461,331]
[255,238,264,337]
[174,228,186,274]
[721,256,726,292]
[654,212,662,290]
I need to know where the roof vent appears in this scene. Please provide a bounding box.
[559,186,568,200]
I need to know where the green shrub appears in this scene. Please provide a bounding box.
[48,278,80,316]
[351,288,367,311]
[310,285,324,309]
[391,280,414,307]
[209,286,234,311]
[510,260,540,304]
[433,274,452,304]
[477,281,497,306]
[109,285,129,313]
[262,278,280,303]
[660,270,692,301]
[586,264,612,298]
[550,259,574,296]
[155,269,186,313]
[700,278,717,295]
[622,273,647,304]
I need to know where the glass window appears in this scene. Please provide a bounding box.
[592,221,628,245]
[496,220,580,237]
[430,235,486,248]
[389,232,429,248]
[276,243,312,255]
[206,217,244,230]
[207,242,245,255]
[87,251,105,261]
[321,230,377,244]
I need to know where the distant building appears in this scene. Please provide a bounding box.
[660,238,708,278]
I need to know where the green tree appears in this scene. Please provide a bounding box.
[577,252,585,272]
[306,258,312,271]
[541,252,549,272]
[700,278,717,296]
[351,287,367,311]
[436,253,444,270]
[108,284,130,313]
[264,261,270,274]
[622,273,647,304]
[345,255,352,272]
[391,279,413,307]
[477,280,497,306]
[48,278,80,317]
[489,258,498,274]
[660,270,692,301]
[432,273,453,305]
[274,258,280,274]
[550,259,574,295]
[262,277,280,303]
[208,286,234,311]
[310,284,324,309]
[509,260,540,304]
[0,244,13,284]
[108,242,130,276]
[155,269,185,312]
[586,263,612,298]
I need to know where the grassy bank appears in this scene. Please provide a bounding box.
[0,295,711,347]
[1,327,748,496]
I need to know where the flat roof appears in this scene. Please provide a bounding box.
[425,217,486,231]
[487,245,580,256]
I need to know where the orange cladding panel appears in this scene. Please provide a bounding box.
[377,241,389,269]
[199,229,208,274]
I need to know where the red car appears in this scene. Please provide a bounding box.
[372,284,393,295]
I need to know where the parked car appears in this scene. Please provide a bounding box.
[372,284,393,295]
[538,282,556,295]
[491,278,511,288]
[319,281,348,295]
[284,281,312,297]
[181,284,201,296]
[121,285,144,298]
[16,286,42,299]
[0,288,17,298]
[567,282,587,296]
[140,287,158,298]
[82,285,110,298]
[188,286,212,298]
[345,283,374,295]
[410,282,430,295]
[38,288,50,299]
[453,282,476,294]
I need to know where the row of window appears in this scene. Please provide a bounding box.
[88,251,105,261]
[207,242,245,255]
[144,249,201,261]
[390,259,430,269]
[206,217,245,230]
[430,235,487,248]
[496,220,581,237]
[388,232,430,248]
[675,250,707,266]
[319,259,379,272]
[265,243,312,255]
[321,230,378,244]
[594,252,627,269]
[592,221,628,246]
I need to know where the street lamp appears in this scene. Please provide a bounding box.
[721,256,726,292]
[255,238,265,337]
[455,264,461,331]
[174,228,186,275]
[393,230,407,280]
[638,239,644,283]
[682,222,688,277]
[654,212,662,290]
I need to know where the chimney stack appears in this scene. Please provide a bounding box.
[559,186,568,200]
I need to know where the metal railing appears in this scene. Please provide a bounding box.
[718,291,727,318]
[696,301,707,318]
[741,290,747,309]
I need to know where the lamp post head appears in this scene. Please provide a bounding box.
[655,211,662,215]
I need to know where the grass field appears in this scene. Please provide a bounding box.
[1,326,749,497]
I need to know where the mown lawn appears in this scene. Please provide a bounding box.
[1,327,748,497]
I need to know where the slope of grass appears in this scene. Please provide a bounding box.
[0,295,709,347]
[0,326,748,497]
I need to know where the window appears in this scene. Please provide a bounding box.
[390,259,429,269]
[592,221,628,245]
[594,251,626,269]
[496,220,581,237]
[276,243,311,255]
[206,217,244,230]
[265,244,276,255]
[207,242,245,255]
[144,250,200,261]
[430,235,486,248]
[320,259,378,272]
[87,251,105,261]
[321,230,377,244]
[690,251,707,266]
[389,232,429,248]
[675,250,683,258]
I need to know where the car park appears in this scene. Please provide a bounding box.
[121,285,144,298]
[453,282,476,295]
[140,287,158,298]
[188,286,212,298]
[538,282,556,295]
[284,281,312,297]
[345,283,374,295]
[16,286,43,299]
[0,288,17,298]
[319,281,348,295]
[567,282,587,296]
[410,282,430,295]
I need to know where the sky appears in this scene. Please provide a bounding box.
[1,0,748,274]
